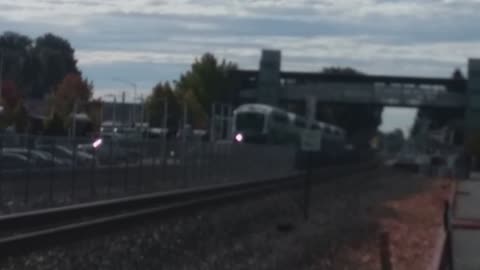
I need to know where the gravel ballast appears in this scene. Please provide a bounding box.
[0,167,449,270]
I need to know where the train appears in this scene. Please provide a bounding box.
[231,103,351,168]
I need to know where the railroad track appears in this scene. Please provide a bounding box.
[0,162,379,258]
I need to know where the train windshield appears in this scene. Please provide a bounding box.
[235,112,265,132]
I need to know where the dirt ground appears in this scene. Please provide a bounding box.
[0,167,451,270]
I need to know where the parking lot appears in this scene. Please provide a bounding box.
[0,134,297,213]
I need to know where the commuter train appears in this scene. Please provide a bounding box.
[232,103,348,167]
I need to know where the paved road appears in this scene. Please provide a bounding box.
[452,175,480,270]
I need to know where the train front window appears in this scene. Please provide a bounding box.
[236,113,265,132]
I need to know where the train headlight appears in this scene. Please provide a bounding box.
[235,133,244,143]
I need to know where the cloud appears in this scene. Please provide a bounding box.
[2,0,479,92]
[380,107,418,135]
[75,33,476,77]
[76,50,197,65]
[2,0,480,26]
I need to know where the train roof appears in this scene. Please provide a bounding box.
[234,103,278,114]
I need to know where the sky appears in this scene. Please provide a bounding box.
[1,0,479,135]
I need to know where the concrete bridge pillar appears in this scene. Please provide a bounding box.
[465,59,480,150]
[257,49,281,106]
[306,96,317,128]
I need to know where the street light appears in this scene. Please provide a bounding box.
[134,95,146,132]
[101,94,118,133]
[112,77,137,101]
[0,49,4,98]
[112,77,137,125]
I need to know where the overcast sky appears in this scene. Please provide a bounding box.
[1,0,478,134]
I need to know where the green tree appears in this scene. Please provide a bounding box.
[177,88,209,129]
[0,80,26,130]
[146,82,180,129]
[175,53,237,116]
[0,31,34,95]
[321,67,365,76]
[0,31,81,99]
[49,73,93,130]
[85,99,103,134]
[31,33,79,98]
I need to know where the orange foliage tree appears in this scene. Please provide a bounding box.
[48,73,93,130]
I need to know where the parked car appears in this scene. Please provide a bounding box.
[3,148,66,167]
[36,145,96,166]
[0,152,33,170]
[80,136,139,164]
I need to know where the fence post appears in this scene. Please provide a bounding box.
[70,136,77,200]
[24,133,32,204]
[124,141,130,192]
[48,136,55,204]
[0,134,3,202]
[90,141,97,198]
[443,200,454,270]
[182,138,187,188]
[161,136,167,188]
[139,135,145,191]
[304,151,312,220]
[379,231,393,270]
[108,138,114,195]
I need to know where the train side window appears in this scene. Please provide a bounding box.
[272,112,289,124]
[325,127,333,135]
[294,118,307,128]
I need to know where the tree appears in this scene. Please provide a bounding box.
[44,112,67,136]
[31,33,79,98]
[175,53,237,117]
[321,67,364,76]
[0,80,26,130]
[0,32,33,95]
[0,31,81,99]
[85,99,103,135]
[178,88,209,129]
[50,73,93,130]
[1,80,20,110]
[146,82,180,129]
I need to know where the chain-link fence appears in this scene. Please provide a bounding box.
[0,134,297,213]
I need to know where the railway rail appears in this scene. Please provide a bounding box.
[0,162,378,258]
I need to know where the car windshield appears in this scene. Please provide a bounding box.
[235,112,265,132]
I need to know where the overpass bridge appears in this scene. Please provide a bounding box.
[233,50,480,144]
[237,72,466,108]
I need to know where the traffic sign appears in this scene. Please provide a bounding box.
[301,130,322,151]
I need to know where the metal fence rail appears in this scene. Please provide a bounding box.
[0,161,378,257]
[0,134,297,213]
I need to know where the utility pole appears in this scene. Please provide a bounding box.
[140,95,145,124]
[210,103,216,142]
[163,99,168,131]
[72,100,78,139]
[0,49,3,99]
[182,102,188,142]
[111,78,137,127]
[112,96,117,132]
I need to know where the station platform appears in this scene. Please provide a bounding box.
[452,174,480,269]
